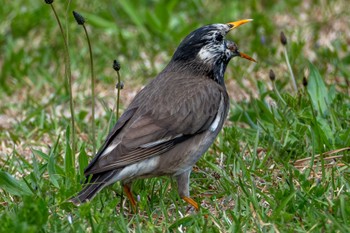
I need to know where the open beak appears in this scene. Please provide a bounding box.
[226,19,256,63]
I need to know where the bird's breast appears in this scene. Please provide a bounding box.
[171,92,229,175]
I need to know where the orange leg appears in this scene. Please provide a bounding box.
[182,196,199,211]
[123,185,137,211]
[183,196,208,218]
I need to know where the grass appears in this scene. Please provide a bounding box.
[1,0,350,232]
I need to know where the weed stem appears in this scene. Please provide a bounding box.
[49,4,76,157]
[273,81,287,106]
[283,46,298,93]
[116,71,121,120]
[83,25,96,155]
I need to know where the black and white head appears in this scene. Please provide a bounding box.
[171,19,256,84]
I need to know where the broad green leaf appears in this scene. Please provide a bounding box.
[307,62,329,116]
[78,144,89,176]
[316,116,335,146]
[0,170,32,196]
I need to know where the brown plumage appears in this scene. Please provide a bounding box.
[70,19,255,209]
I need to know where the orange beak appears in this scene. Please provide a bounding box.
[226,19,256,63]
[239,52,256,62]
[227,19,253,30]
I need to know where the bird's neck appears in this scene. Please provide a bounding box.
[211,58,230,85]
[165,59,228,85]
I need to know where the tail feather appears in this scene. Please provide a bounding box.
[70,170,118,205]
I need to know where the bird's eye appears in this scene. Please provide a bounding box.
[215,33,223,42]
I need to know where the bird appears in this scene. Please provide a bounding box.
[70,19,256,210]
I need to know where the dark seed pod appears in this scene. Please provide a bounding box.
[269,69,276,81]
[116,82,124,90]
[280,31,287,46]
[73,11,85,25]
[302,77,308,87]
[113,60,121,71]
[45,0,54,4]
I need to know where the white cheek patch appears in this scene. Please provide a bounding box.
[197,43,225,63]
[198,46,214,62]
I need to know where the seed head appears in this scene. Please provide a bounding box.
[280,31,287,46]
[113,60,121,71]
[269,69,276,81]
[73,11,85,25]
[302,77,308,87]
[45,0,54,4]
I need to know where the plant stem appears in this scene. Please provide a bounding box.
[273,81,287,106]
[116,71,121,120]
[83,25,96,155]
[283,46,298,93]
[50,4,76,156]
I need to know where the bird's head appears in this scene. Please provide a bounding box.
[170,19,255,84]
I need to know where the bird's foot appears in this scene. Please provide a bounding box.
[123,185,137,212]
[182,196,199,211]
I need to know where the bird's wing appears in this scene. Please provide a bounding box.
[85,79,227,175]
[84,107,137,174]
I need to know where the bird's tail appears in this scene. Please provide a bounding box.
[70,170,118,205]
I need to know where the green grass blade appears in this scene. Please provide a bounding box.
[118,0,148,36]
[64,125,74,177]
[48,136,61,188]
[32,149,50,161]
